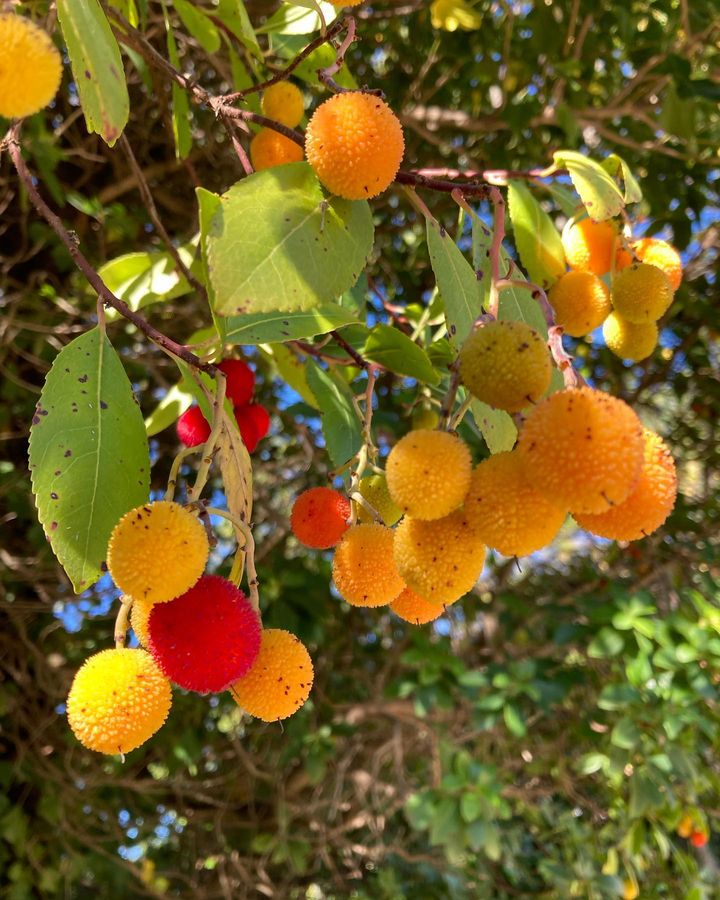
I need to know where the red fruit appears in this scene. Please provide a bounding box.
[218,359,255,406]
[148,575,261,694]
[291,487,350,549]
[236,403,270,453]
[234,408,260,453]
[176,405,211,448]
[690,831,709,848]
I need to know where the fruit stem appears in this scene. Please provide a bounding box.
[439,363,462,429]
[487,185,506,319]
[205,508,261,613]
[114,596,133,649]
[317,17,356,93]
[165,445,204,501]
[448,393,473,432]
[188,373,227,502]
[349,491,382,523]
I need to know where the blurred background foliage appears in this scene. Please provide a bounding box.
[1,0,719,897]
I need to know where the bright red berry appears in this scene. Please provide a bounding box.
[176,405,211,448]
[148,575,261,694]
[690,830,709,848]
[234,407,260,452]
[218,359,255,406]
[239,403,270,443]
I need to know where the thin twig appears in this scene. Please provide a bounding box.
[330,330,368,369]
[318,17,357,93]
[6,126,216,375]
[205,507,260,613]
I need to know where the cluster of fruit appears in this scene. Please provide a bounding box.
[176,358,270,452]
[67,501,313,756]
[290,388,677,625]
[550,218,683,362]
[676,812,710,848]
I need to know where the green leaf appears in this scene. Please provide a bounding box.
[196,187,226,342]
[261,344,319,409]
[577,753,608,775]
[28,328,150,592]
[460,793,482,824]
[99,246,196,315]
[305,363,362,468]
[552,150,625,221]
[257,0,339,35]
[273,36,357,89]
[611,717,640,750]
[503,703,527,738]
[601,154,642,205]
[364,325,440,384]
[629,774,664,818]
[507,181,566,288]
[216,0,262,58]
[144,383,194,437]
[588,627,625,658]
[225,306,360,345]
[206,163,373,316]
[57,0,129,146]
[165,11,192,159]
[173,0,221,53]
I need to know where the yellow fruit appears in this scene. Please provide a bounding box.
[622,879,639,900]
[603,312,658,362]
[230,629,313,722]
[411,406,440,430]
[386,429,472,520]
[516,387,644,514]
[356,474,403,526]
[67,648,171,755]
[107,501,208,604]
[332,523,405,607]
[332,0,362,5]
[547,270,611,337]
[250,128,304,171]
[573,429,676,541]
[563,217,617,276]
[458,320,552,413]
[305,92,404,200]
[616,237,682,291]
[260,81,304,128]
[612,263,673,324]
[393,510,486,604]
[0,15,62,118]
[129,596,154,648]
[463,451,567,557]
[677,814,694,839]
[391,587,447,625]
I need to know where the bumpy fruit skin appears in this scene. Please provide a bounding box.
[67,648,171,755]
[0,15,62,118]
[458,320,552,413]
[261,82,304,128]
[603,312,658,362]
[250,128,303,171]
[616,237,682,291]
[148,575,261,694]
[547,271,611,337]
[176,405,211,448]
[391,587,446,625]
[356,474,403,526]
[612,263,673,324]
[217,358,255,406]
[107,501,208,603]
[129,596,154,648]
[230,629,314,721]
[463,451,567,557]
[291,487,350,549]
[574,430,677,541]
[305,92,404,200]
[386,429,472,520]
[332,523,405,607]
[516,387,644,514]
[562,217,616,276]
[393,510,486,604]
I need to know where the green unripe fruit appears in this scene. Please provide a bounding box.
[458,320,552,413]
[603,312,658,362]
[355,474,403,526]
[411,406,440,430]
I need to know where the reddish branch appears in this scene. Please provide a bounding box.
[4,126,216,375]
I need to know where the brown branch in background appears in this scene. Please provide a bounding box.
[396,169,491,197]
[218,105,305,147]
[330,329,368,369]
[4,126,216,375]
[118,134,209,295]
